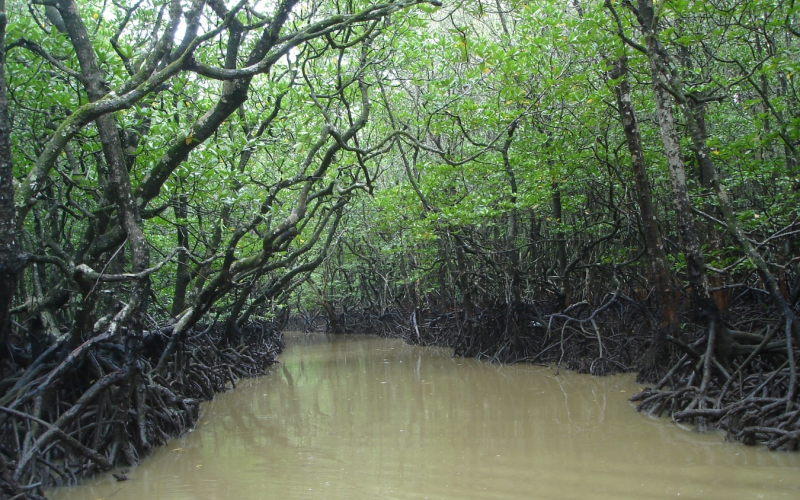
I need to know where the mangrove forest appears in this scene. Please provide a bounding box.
[0,0,799,498]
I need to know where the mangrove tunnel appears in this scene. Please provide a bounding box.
[0,0,799,498]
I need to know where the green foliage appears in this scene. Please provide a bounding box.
[315,0,800,317]
[7,0,800,327]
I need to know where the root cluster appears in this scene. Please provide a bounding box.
[315,292,649,374]
[0,321,283,499]
[632,308,800,451]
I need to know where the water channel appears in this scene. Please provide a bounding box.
[51,332,800,500]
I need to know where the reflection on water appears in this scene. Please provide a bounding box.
[51,332,800,500]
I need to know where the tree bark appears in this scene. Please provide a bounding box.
[0,0,20,349]
[501,122,521,309]
[611,55,679,380]
[552,182,569,309]
[58,0,150,276]
[634,0,732,363]
[171,188,191,317]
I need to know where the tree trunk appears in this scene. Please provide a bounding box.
[0,0,20,350]
[552,182,569,309]
[611,55,679,381]
[635,0,731,363]
[171,189,191,317]
[501,122,522,310]
[677,63,800,354]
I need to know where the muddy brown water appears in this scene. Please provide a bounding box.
[51,332,800,500]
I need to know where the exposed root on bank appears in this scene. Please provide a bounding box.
[323,292,649,374]
[0,320,283,499]
[631,314,800,451]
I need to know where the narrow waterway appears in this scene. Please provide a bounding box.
[51,332,800,500]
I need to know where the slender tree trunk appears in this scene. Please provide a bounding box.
[501,122,521,309]
[636,3,709,309]
[778,74,797,174]
[437,239,453,311]
[611,55,679,380]
[59,0,151,463]
[58,0,149,275]
[171,189,191,317]
[552,182,569,309]
[688,98,728,312]
[452,236,474,326]
[634,0,732,364]
[678,71,800,352]
[0,0,20,349]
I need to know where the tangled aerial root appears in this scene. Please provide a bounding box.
[631,316,800,450]
[0,320,283,499]
[325,294,650,374]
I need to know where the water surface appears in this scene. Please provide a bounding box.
[51,332,800,500]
